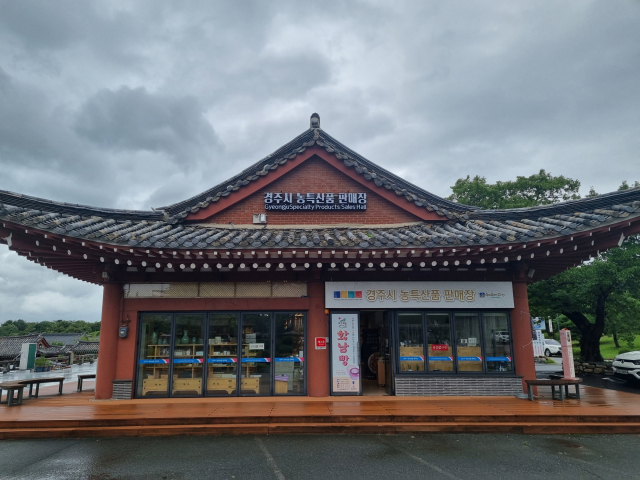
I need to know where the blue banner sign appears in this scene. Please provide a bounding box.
[207,358,237,363]
[139,359,169,364]
[399,356,425,361]
[428,356,453,361]
[241,358,271,363]
[173,358,203,364]
[457,356,482,362]
[486,357,512,362]
[274,357,303,362]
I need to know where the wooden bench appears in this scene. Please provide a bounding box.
[525,378,582,401]
[19,377,65,398]
[77,374,96,392]
[0,382,26,406]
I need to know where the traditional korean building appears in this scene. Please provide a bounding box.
[1,113,639,400]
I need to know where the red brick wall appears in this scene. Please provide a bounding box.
[203,158,421,225]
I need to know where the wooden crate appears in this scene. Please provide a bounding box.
[207,378,236,394]
[275,380,288,394]
[428,360,454,372]
[141,378,167,396]
[400,346,424,356]
[241,377,260,394]
[457,345,483,371]
[172,378,202,395]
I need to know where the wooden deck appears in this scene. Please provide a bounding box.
[2,384,640,438]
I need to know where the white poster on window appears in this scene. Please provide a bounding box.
[331,313,360,394]
[325,281,514,309]
[533,331,545,357]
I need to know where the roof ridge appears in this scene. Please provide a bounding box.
[469,186,640,220]
[156,115,478,221]
[0,190,162,221]
[156,128,316,214]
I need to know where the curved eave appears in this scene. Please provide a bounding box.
[0,189,163,222]
[468,187,640,221]
[3,213,639,285]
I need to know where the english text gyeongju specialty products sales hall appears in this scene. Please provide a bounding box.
[2,114,640,399]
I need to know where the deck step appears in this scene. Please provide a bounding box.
[1,422,640,439]
[2,414,640,430]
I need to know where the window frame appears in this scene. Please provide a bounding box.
[134,310,307,399]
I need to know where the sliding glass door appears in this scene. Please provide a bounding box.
[206,313,239,396]
[240,313,272,395]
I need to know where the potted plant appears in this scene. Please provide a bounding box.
[34,356,47,372]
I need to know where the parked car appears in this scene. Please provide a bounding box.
[612,351,640,384]
[544,339,562,357]
[493,331,510,343]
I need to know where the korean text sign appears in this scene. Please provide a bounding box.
[331,313,360,394]
[264,192,367,211]
[325,282,514,309]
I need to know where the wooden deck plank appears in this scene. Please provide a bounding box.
[2,385,639,438]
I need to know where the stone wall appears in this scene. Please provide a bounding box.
[573,361,614,376]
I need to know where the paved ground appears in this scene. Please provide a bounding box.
[535,357,640,395]
[0,361,97,385]
[1,434,639,479]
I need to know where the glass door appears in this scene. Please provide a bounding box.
[454,312,483,372]
[206,313,239,396]
[483,312,513,372]
[274,312,305,395]
[382,311,394,395]
[136,314,172,397]
[426,313,454,372]
[172,314,205,396]
[397,312,425,372]
[240,313,272,395]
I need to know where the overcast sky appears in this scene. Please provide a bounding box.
[1,1,639,323]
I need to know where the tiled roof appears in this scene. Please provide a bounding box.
[38,346,66,356]
[0,334,49,360]
[1,192,639,250]
[70,340,99,355]
[42,333,86,346]
[158,116,476,221]
[0,190,161,222]
[1,114,640,278]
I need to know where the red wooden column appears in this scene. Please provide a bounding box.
[95,282,122,399]
[307,280,329,397]
[511,280,537,392]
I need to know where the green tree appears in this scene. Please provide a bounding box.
[529,237,640,361]
[447,169,581,209]
[605,292,640,349]
[0,319,102,336]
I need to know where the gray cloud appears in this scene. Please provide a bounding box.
[75,86,220,166]
[0,0,639,321]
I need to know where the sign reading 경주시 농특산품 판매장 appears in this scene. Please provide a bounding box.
[325,281,514,309]
[264,192,367,211]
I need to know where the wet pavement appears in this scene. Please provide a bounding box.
[0,361,97,386]
[535,358,640,395]
[1,433,639,479]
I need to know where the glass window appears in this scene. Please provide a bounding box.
[206,313,239,396]
[172,314,205,396]
[274,312,305,395]
[398,313,425,372]
[426,313,454,373]
[483,312,513,372]
[136,313,172,397]
[454,313,483,372]
[241,313,271,395]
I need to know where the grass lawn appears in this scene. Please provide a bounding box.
[571,334,640,360]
